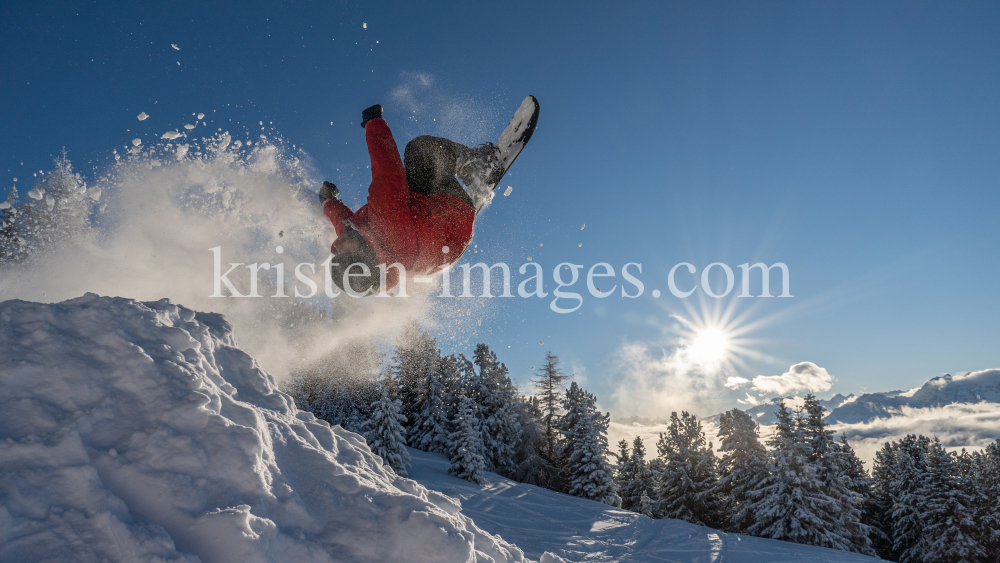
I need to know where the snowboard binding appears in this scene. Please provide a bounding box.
[456,143,504,212]
[455,95,540,213]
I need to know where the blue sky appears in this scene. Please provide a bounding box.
[3,1,999,416]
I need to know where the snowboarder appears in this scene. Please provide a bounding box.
[321,97,539,295]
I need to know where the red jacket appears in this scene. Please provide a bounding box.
[323,118,475,290]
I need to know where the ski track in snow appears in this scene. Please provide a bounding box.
[408,449,881,563]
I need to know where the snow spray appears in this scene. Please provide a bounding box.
[0,130,443,380]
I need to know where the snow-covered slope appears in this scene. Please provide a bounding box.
[407,448,880,563]
[0,295,529,563]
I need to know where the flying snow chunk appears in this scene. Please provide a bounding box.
[197,113,205,119]
[171,43,180,50]
[137,112,149,121]
[504,186,513,196]
[581,223,585,230]
[176,144,189,159]
[27,188,44,200]
[88,186,102,201]
[184,124,196,130]
[363,22,367,29]
[0,202,9,210]
[132,138,142,146]
[161,131,182,140]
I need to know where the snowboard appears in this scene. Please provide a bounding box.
[491,94,540,187]
[457,95,540,212]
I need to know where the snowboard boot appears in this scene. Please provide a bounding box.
[455,95,540,214]
[455,142,503,213]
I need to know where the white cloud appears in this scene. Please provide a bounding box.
[725,376,749,389]
[751,362,834,395]
[831,402,1000,464]
[608,342,730,418]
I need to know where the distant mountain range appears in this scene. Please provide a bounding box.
[703,368,1000,425]
[610,369,1000,464]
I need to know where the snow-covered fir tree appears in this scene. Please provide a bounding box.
[890,434,932,563]
[287,338,382,434]
[831,434,877,556]
[390,324,440,428]
[868,442,899,559]
[638,490,656,518]
[965,440,1000,559]
[654,411,725,528]
[920,438,984,563]
[362,380,411,476]
[558,382,617,505]
[509,392,552,487]
[436,353,464,421]
[745,401,851,551]
[801,395,873,555]
[471,344,521,476]
[15,151,96,260]
[617,436,654,513]
[532,351,568,465]
[871,434,999,563]
[557,381,584,480]
[0,185,20,264]
[409,355,450,454]
[447,390,487,485]
[614,438,631,506]
[717,408,769,533]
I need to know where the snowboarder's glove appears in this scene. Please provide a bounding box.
[361,104,383,128]
[319,181,340,204]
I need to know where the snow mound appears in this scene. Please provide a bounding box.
[0,294,527,563]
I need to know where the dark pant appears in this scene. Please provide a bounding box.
[404,136,474,208]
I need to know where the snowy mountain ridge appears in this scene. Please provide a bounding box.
[701,369,1000,425]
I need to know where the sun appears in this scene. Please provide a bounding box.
[654,294,771,377]
[687,328,730,366]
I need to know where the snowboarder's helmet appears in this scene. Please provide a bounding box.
[330,230,381,295]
